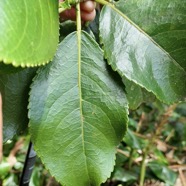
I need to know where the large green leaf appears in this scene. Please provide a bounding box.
[29,31,128,186]
[0,0,59,67]
[99,0,186,104]
[0,68,37,141]
[117,0,186,71]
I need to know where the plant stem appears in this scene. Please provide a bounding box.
[117,148,129,158]
[129,113,145,170]
[179,169,186,186]
[0,93,3,162]
[128,149,134,169]
[76,2,81,33]
[155,104,177,136]
[139,148,148,186]
[76,1,85,134]
[139,105,176,186]
[76,0,81,92]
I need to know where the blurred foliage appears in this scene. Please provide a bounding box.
[1,102,186,186]
[102,102,186,186]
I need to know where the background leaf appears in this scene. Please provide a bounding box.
[0,0,59,67]
[0,63,23,74]
[123,129,148,150]
[0,68,37,141]
[29,32,128,186]
[148,161,178,186]
[88,10,100,43]
[112,167,138,183]
[99,0,186,104]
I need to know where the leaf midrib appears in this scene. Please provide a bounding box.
[76,4,91,183]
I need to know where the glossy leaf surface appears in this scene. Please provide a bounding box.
[0,68,37,141]
[0,0,59,67]
[29,32,128,186]
[100,0,186,104]
[117,0,186,71]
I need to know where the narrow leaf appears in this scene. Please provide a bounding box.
[29,32,128,186]
[100,1,186,104]
[0,0,59,67]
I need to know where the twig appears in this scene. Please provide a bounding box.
[169,164,186,170]
[117,149,141,164]
[133,132,177,150]
[129,149,134,169]
[139,147,149,186]
[7,138,24,167]
[179,169,186,186]
[133,132,151,139]
[156,139,177,150]
[0,93,3,162]
[128,113,146,169]
[155,104,177,136]
[137,112,145,133]
[117,148,129,158]
[165,129,174,142]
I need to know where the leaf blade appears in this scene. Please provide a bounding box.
[0,0,59,67]
[29,32,128,185]
[116,0,186,71]
[148,161,178,186]
[0,68,37,141]
[99,1,186,104]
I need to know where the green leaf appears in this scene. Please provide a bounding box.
[176,102,186,117]
[117,0,186,71]
[0,68,37,141]
[153,149,168,165]
[29,167,41,186]
[59,21,77,42]
[148,161,177,186]
[89,10,100,43]
[123,129,148,150]
[0,0,59,67]
[0,162,11,179]
[29,31,128,186]
[123,77,155,110]
[112,167,137,183]
[3,173,18,186]
[0,63,23,74]
[99,0,186,104]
